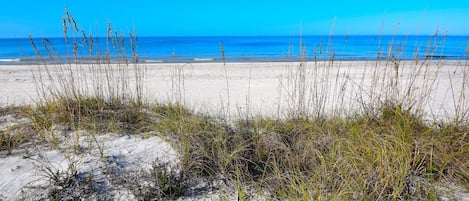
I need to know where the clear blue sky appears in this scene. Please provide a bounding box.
[1,0,468,38]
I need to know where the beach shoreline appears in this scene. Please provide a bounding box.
[1,35,467,66]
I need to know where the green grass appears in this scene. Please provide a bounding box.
[7,99,467,199]
[1,8,468,200]
[0,106,37,155]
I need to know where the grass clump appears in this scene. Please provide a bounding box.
[110,161,186,200]
[228,105,468,200]
[0,106,37,155]
[27,96,149,134]
[22,8,147,149]
[150,103,243,177]
[148,102,468,200]
[23,157,110,201]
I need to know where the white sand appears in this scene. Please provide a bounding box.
[0,132,179,200]
[0,61,468,200]
[1,61,467,120]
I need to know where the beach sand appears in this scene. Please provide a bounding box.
[0,61,467,120]
[1,61,468,200]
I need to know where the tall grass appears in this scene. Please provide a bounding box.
[25,9,147,150]
[2,8,468,200]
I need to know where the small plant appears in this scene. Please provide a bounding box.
[110,161,186,200]
[24,156,109,200]
[0,130,17,155]
[0,107,36,155]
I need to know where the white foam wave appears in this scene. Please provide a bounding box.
[145,59,164,63]
[193,58,215,61]
[0,58,21,62]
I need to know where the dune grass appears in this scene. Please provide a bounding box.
[1,8,468,200]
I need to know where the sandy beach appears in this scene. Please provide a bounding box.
[1,61,467,120]
[1,60,468,200]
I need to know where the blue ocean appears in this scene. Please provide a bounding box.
[0,35,467,64]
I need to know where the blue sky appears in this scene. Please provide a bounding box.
[1,0,468,38]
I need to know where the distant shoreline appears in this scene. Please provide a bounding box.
[1,35,467,65]
[0,56,465,66]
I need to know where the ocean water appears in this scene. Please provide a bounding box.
[0,35,467,64]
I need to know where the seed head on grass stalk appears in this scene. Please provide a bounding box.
[219,42,231,119]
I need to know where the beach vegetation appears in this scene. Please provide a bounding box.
[0,106,37,155]
[0,8,467,200]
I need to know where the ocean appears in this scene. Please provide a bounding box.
[0,35,467,64]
